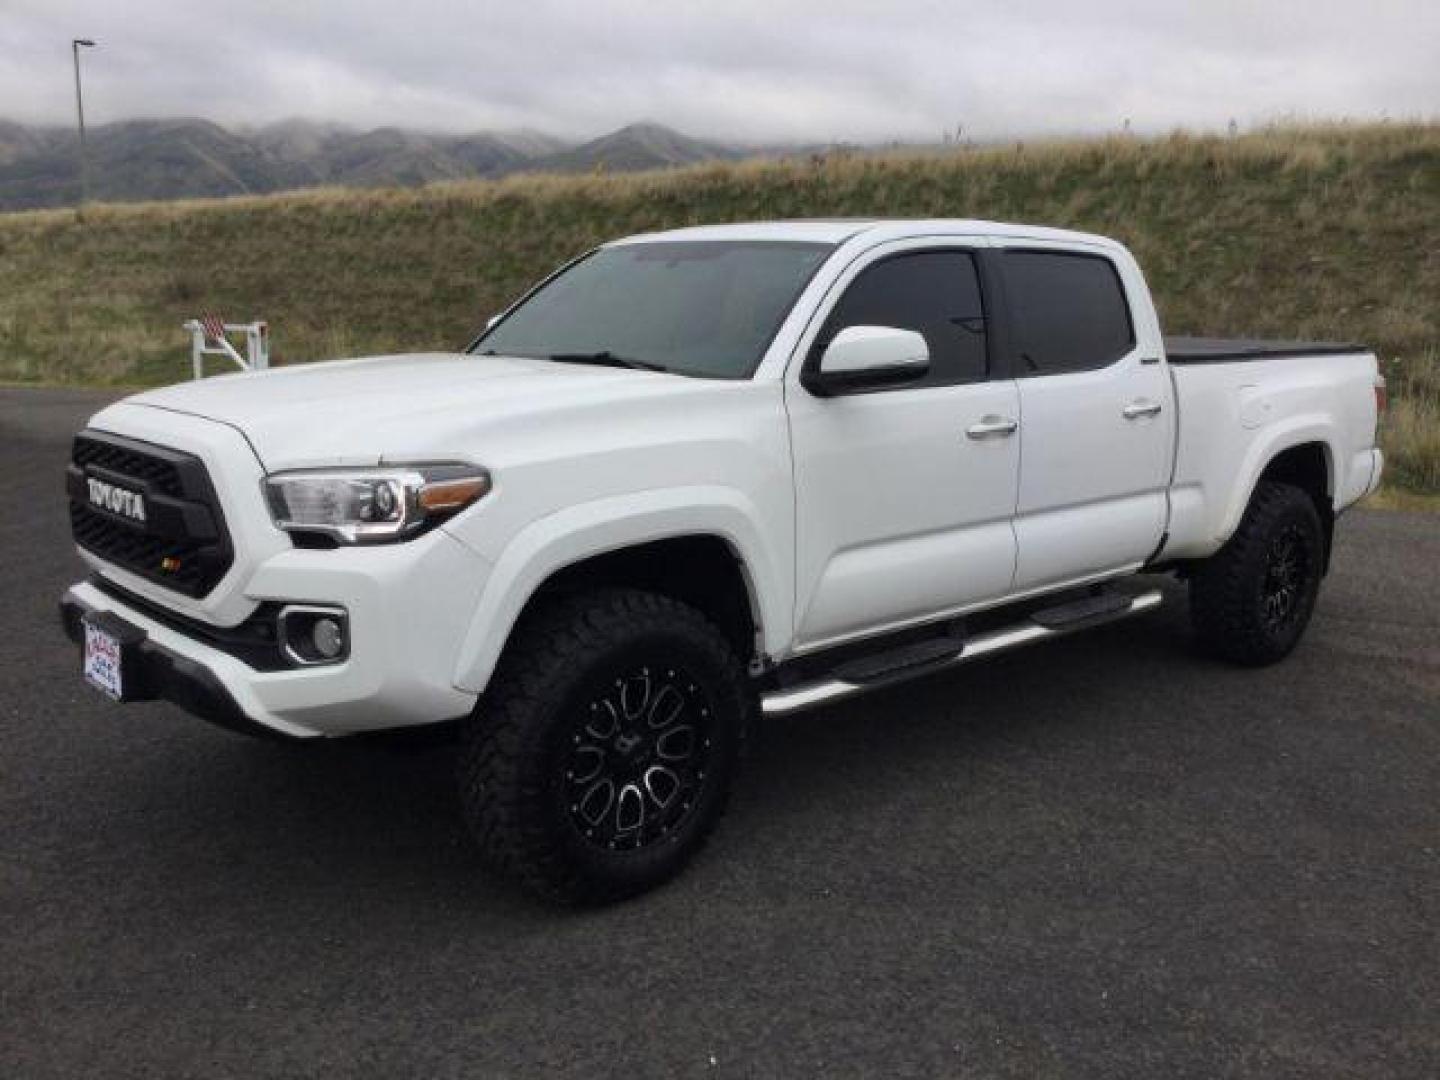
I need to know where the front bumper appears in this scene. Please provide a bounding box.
[60,527,489,738]
[61,594,287,740]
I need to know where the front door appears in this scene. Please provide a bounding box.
[786,242,1021,651]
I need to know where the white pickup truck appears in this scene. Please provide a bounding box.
[61,219,1385,902]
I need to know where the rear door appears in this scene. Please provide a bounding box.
[786,240,1021,650]
[995,244,1174,591]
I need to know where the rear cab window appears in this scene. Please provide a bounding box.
[998,250,1135,375]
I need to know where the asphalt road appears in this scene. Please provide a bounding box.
[2,387,1437,1078]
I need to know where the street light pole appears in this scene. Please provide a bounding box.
[71,38,96,214]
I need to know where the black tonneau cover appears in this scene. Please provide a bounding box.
[1164,336,1367,365]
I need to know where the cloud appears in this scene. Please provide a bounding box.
[2,0,1435,140]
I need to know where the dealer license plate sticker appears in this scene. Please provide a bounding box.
[83,621,124,700]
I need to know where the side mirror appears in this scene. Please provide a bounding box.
[804,325,930,397]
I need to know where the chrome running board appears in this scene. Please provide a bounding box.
[760,588,1163,717]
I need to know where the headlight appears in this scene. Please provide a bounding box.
[263,464,491,544]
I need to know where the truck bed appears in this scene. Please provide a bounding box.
[1164,336,1367,365]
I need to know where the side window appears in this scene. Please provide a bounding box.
[1000,251,1135,375]
[815,250,989,387]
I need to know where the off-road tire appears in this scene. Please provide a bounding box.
[1190,480,1325,666]
[458,588,750,904]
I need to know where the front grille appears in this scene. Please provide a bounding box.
[71,436,186,498]
[68,430,234,598]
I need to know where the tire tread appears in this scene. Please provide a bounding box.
[1190,480,1322,666]
[458,588,747,903]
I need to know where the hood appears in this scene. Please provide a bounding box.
[125,352,724,467]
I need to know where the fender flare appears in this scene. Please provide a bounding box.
[1216,415,1338,545]
[451,486,787,693]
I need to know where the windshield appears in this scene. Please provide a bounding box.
[472,240,835,378]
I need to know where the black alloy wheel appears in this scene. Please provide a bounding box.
[563,664,714,852]
[459,588,749,904]
[1258,523,1311,635]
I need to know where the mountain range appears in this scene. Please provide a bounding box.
[0,119,766,211]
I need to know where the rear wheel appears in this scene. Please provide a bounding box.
[458,588,750,904]
[1189,480,1325,666]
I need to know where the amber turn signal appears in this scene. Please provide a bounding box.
[418,475,490,512]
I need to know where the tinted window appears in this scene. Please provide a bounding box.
[815,251,989,387]
[474,241,834,379]
[1000,251,1135,375]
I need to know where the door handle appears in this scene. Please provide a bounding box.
[965,415,1019,439]
[1123,399,1163,420]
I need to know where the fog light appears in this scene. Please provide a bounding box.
[278,606,349,666]
[312,617,344,660]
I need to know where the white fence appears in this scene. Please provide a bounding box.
[183,317,269,380]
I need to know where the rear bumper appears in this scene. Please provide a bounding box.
[1365,447,1384,498]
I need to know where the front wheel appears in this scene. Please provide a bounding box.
[458,588,750,904]
[1189,480,1325,666]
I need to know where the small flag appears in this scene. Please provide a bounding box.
[201,313,227,344]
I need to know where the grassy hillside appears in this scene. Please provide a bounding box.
[0,122,1436,491]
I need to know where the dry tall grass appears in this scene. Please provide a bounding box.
[1,121,1436,489]
[1381,348,1440,492]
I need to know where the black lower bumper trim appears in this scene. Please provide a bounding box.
[89,575,290,671]
[60,593,299,742]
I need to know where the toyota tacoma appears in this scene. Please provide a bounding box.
[60,219,1386,902]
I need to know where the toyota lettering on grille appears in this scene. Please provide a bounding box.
[87,477,147,523]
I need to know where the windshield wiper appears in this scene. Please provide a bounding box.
[545,350,669,373]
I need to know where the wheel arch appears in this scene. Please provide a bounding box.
[1219,415,1337,531]
[1256,441,1336,570]
[1224,432,1338,572]
[451,489,784,693]
[526,535,761,660]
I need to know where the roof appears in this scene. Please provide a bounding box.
[608,218,1119,250]
[609,220,878,245]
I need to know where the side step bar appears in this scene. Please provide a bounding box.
[761,588,1163,717]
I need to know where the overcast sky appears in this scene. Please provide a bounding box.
[2,0,1436,142]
